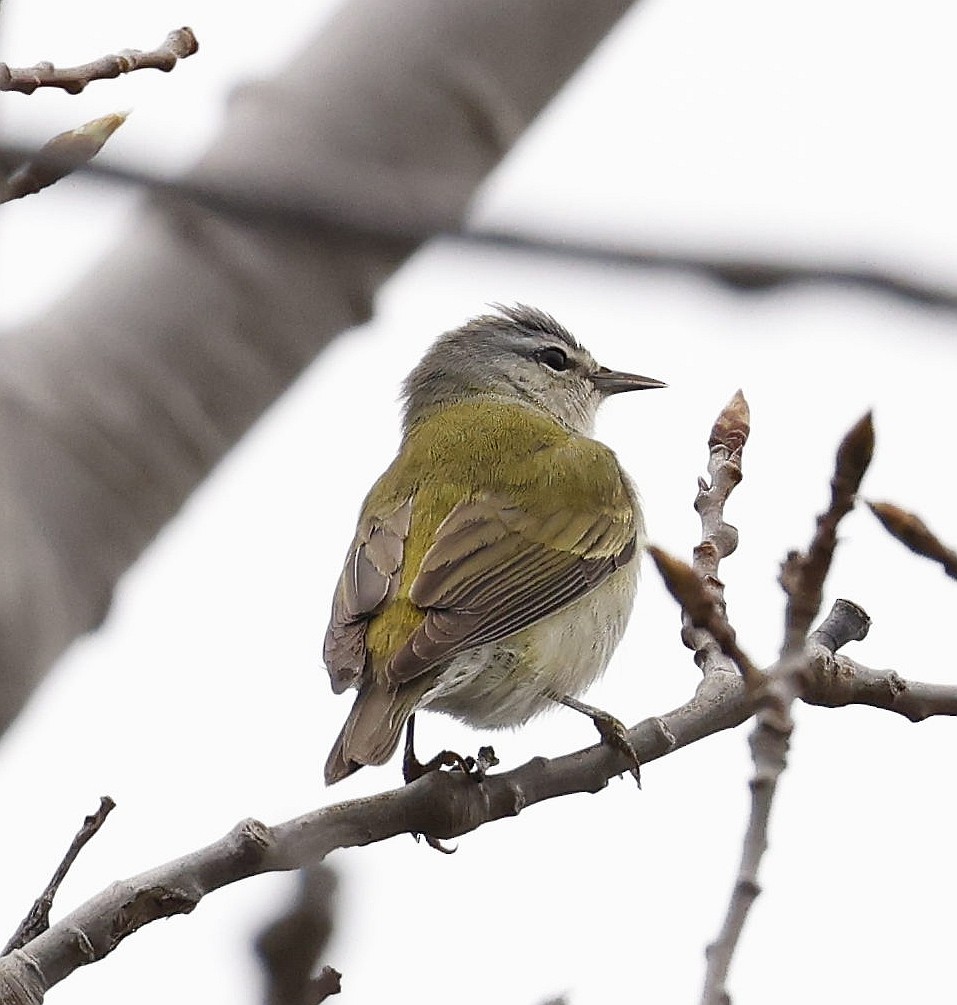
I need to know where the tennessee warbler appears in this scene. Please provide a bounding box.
[323,304,665,784]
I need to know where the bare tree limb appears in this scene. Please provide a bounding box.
[1,621,954,1003]
[867,501,957,579]
[2,797,115,956]
[256,866,340,1005]
[0,28,198,95]
[701,415,875,1005]
[2,141,955,316]
[0,0,636,747]
[0,114,128,205]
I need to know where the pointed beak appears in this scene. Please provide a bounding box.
[591,367,668,396]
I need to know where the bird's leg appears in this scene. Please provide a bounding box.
[401,715,478,783]
[402,716,499,855]
[557,695,641,787]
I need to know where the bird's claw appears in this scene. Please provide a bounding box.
[402,716,497,784]
[402,746,476,784]
[414,832,458,854]
[558,695,641,787]
[403,718,498,852]
[591,710,642,787]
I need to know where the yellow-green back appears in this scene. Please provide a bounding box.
[362,399,636,663]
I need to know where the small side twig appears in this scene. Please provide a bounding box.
[780,412,875,653]
[0,113,128,205]
[807,597,871,653]
[256,865,341,1005]
[682,390,751,675]
[867,501,957,580]
[649,546,761,689]
[2,796,116,955]
[0,28,198,95]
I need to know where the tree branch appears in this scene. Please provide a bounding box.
[680,390,751,677]
[2,628,955,1003]
[0,28,198,95]
[0,114,128,205]
[649,546,761,687]
[780,412,874,652]
[2,797,115,956]
[701,415,875,1005]
[805,652,957,721]
[0,0,636,747]
[255,866,341,1005]
[867,501,957,580]
[2,140,954,315]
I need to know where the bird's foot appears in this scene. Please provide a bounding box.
[403,747,474,784]
[559,695,641,787]
[473,745,500,780]
[402,719,499,853]
[401,716,499,784]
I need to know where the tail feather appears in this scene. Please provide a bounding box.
[324,678,428,785]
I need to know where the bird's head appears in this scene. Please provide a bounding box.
[402,304,666,435]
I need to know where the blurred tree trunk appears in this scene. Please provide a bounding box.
[0,0,635,735]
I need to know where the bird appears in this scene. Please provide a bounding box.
[322,304,665,785]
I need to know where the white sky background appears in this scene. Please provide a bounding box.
[1,1,957,1003]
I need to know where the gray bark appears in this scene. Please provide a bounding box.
[0,0,635,734]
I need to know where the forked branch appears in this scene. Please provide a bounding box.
[702,413,875,1005]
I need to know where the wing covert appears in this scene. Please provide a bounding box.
[386,492,636,686]
[323,496,413,693]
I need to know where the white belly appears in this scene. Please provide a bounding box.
[419,558,638,729]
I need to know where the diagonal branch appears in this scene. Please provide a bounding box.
[0,28,198,95]
[649,546,761,688]
[0,114,128,205]
[2,797,115,956]
[0,679,755,1005]
[3,620,955,1003]
[867,501,957,580]
[780,412,874,653]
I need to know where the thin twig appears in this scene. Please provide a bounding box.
[807,597,871,653]
[0,141,954,316]
[681,390,751,676]
[2,796,116,955]
[702,416,875,1005]
[649,546,761,688]
[256,866,341,1005]
[780,413,875,653]
[0,114,128,205]
[0,28,198,95]
[867,501,957,580]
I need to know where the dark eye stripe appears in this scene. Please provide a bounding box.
[536,346,569,371]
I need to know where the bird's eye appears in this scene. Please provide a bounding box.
[537,346,569,371]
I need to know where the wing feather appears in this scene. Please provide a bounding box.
[323,496,413,693]
[386,493,636,686]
